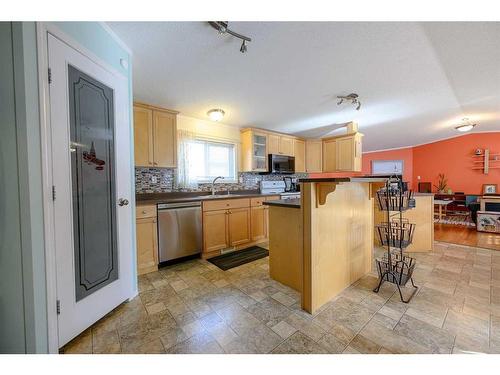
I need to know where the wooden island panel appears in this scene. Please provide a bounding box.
[302,181,373,313]
[268,206,302,292]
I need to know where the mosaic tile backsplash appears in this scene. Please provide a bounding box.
[135,167,308,194]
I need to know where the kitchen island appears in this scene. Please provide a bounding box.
[265,177,387,314]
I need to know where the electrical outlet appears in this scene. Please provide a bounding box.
[151,176,158,184]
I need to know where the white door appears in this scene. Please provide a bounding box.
[47,33,134,347]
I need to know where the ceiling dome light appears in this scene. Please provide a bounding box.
[207,109,225,122]
[455,118,477,132]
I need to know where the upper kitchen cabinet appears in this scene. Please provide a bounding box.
[268,133,294,156]
[133,102,178,168]
[240,129,268,172]
[134,105,153,167]
[322,132,363,172]
[305,140,322,172]
[294,139,306,173]
[240,128,302,171]
[267,134,280,155]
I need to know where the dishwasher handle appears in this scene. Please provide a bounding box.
[158,201,201,210]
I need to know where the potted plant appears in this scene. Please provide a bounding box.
[434,173,448,193]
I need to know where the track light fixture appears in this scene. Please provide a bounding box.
[337,93,361,111]
[209,21,252,54]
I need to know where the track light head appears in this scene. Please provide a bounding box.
[240,40,247,53]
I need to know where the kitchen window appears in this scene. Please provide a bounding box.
[185,139,237,183]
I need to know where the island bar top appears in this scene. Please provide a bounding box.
[298,176,390,183]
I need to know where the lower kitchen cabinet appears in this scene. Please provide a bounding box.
[136,217,159,276]
[251,205,267,241]
[201,196,278,258]
[228,207,251,246]
[202,209,229,253]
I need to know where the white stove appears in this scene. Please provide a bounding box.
[280,192,301,200]
[260,181,300,200]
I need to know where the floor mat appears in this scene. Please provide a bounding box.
[207,246,269,271]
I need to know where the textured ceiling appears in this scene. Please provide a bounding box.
[108,22,500,151]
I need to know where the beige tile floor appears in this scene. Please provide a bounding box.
[62,241,500,354]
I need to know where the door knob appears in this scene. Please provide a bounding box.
[118,198,129,206]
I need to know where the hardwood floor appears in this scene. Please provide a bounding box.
[434,223,500,251]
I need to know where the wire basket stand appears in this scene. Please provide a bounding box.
[372,176,418,303]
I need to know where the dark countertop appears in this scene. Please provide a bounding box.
[264,198,301,209]
[136,190,282,205]
[299,176,390,183]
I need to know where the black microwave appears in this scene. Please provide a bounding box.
[268,154,295,174]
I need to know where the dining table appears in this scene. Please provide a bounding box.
[434,199,453,220]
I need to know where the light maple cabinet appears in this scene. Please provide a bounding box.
[228,207,251,246]
[241,128,302,171]
[267,134,280,155]
[322,133,363,172]
[134,106,154,167]
[306,140,322,172]
[294,139,306,173]
[202,196,278,258]
[136,205,158,275]
[251,206,267,241]
[134,102,178,168]
[202,210,229,253]
[240,129,268,172]
[279,136,295,156]
[336,133,363,171]
[322,138,337,172]
[153,110,177,167]
[267,133,294,156]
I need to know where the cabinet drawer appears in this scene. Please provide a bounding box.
[203,198,250,211]
[136,204,157,219]
[250,197,266,207]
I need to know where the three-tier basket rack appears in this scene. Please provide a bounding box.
[372,175,418,303]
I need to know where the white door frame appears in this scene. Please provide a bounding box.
[36,22,136,353]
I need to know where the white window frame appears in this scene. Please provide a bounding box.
[188,137,238,183]
[371,159,404,175]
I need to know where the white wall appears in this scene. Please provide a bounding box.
[177,114,241,143]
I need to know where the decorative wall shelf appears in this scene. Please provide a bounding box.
[471,149,500,174]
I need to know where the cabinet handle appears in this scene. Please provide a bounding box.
[153,162,158,165]
[142,210,147,214]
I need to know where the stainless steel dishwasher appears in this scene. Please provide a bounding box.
[157,201,202,263]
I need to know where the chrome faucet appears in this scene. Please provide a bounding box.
[211,176,224,195]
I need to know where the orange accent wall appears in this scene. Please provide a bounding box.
[412,133,500,195]
[308,132,500,194]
